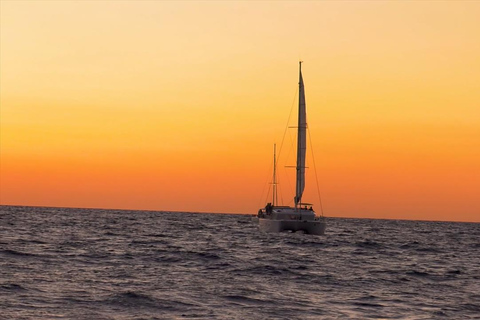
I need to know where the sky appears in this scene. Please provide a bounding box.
[1,1,479,222]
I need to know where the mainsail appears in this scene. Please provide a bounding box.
[295,62,307,207]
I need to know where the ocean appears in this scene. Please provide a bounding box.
[1,205,479,319]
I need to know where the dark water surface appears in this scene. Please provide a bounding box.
[1,206,479,319]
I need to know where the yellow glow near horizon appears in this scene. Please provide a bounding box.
[1,1,479,222]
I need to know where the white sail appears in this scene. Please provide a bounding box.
[295,62,307,207]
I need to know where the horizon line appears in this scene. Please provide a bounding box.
[1,204,478,224]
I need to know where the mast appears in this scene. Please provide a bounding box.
[272,143,277,206]
[295,61,307,209]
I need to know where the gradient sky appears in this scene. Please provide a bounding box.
[1,1,479,222]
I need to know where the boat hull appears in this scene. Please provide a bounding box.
[258,217,326,235]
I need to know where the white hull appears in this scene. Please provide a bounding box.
[258,217,326,235]
[256,206,326,235]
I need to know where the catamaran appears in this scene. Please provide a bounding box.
[256,62,326,235]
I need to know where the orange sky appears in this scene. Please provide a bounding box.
[1,1,479,222]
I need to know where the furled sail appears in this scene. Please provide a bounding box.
[295,62,307,207]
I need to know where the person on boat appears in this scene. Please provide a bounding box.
[265,203,273,214]
[309,206,313,211]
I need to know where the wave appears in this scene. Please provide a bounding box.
[233,264,303,277]
[1,283,27,291]
[414,247,442,253]
[1,249,37,257]
[399,241,420,249]
[105,291,200,313]
[223,295,270,305]
[154,255,183,263]
[406,270,430,277]
[352,301,384,308]
[107,291,158,308]
[355,239,383,248]
[174,250,222,261]
[349,294,384,308]
[446,269,462,275]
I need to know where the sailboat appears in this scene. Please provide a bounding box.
[256,62,326,235]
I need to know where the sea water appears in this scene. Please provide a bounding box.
[1,205,479,319]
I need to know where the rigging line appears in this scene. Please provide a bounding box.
[264,184,272,206]
[257,156,274,209]
[283,132,296,205]
[277,88,298,168]
[277,177,285,206]
[258,83,294,209]
[308,126,325,217]
[275,87,298,205]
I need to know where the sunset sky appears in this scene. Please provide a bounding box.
[1,1,479,222]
